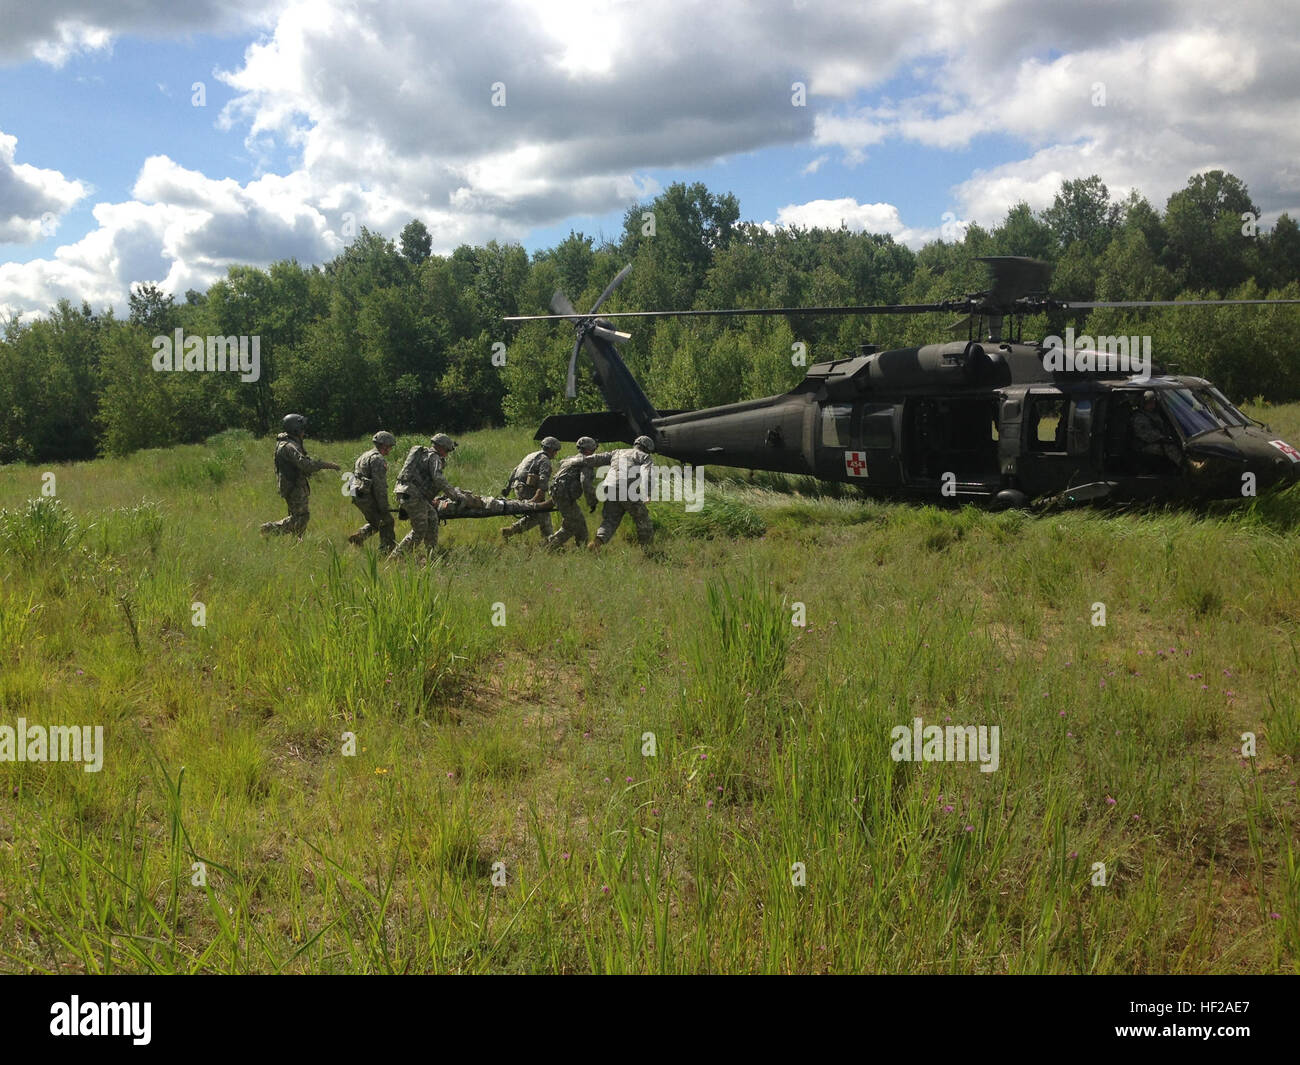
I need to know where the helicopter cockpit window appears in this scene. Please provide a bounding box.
[822,405,854,448]
[1204,387,1251,428]
[1162,387,1242,439]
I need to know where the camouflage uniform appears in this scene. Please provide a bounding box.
[547,451,614,547]
[503,448,556,539]
[595,443,655,546]
[391,445,474,558]
[348,446,395,551]
[261,433,335,537]
[1132,407,1181,466]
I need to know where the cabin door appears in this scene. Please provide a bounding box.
[902,396,1000,488]
[1019,392,1096,495]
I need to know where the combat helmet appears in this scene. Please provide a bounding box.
[541,436,562,452]
[576,436,598,452]
[634,435,655,453]
[282,413,307,435]
[372,430,396,448]
[430,432,458,451]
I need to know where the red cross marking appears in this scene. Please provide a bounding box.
[1270,440,1300,463]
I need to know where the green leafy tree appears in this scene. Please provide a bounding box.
[501,322,575,426]
[326,227,411,306]
[1263,214,1300,291]
[994,202,1055,260]
[545,231,597,300]
[400,219,432,266]
[1163,170,1259,293]
[621,182,740,311]
[441,332,506,430]
[0,302,106,460]
[1042,176,1120,255]
[97,323,180,455]
[128,282,177,335]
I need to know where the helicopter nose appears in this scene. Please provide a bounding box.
[1276,454,1300,485]
[1246,449,1300,493]
[1185,433,1300,497]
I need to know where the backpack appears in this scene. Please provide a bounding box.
[396,445,431,492]
[350,449,383,496]
[508,450,543,489]
[550,455,584,499]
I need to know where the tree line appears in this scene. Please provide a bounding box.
[2,169,1298,464]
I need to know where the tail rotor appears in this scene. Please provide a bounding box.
[552,263,634,399]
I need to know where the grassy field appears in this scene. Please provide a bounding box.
[1,405,1298,974]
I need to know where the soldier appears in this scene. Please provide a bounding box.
[500,436,561,542]
[347,431,397,552]
[546,436,614,549]
[390,433,481,559]
[260,413,340,538]
[591,435,656,550]
[1131,390,1181,469]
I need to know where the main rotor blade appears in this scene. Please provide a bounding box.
[505,302,955,322]
[590,323,633,343]
[1059,298,1300,309]
[550,290,578,317]
[589,263,632,314]
[510,292,1300,325]
[565,336,582,399]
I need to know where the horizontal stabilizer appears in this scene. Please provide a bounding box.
[536,412,639,445]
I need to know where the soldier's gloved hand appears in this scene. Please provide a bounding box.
[531,488,546,503]
[326,461,341,471]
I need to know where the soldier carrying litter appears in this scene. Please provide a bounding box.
[347,430,397,553]
[546,436,614,549]
[260,413,340,538]
[591,435,656,551]
[500,436,561,542]
[390,433,482,559]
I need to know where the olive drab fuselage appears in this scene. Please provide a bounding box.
[538,336,1300,506]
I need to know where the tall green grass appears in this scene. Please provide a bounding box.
[1,416,1298,973]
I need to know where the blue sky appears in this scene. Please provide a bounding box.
[0,35,262,263]
[2,0,1297,318]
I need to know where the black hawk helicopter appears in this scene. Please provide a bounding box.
[505,257,1300,507]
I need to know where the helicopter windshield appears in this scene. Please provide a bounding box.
[1161,387,1248,439]
[1204,387,1251,427]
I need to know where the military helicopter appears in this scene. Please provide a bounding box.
[505,258,1300,507]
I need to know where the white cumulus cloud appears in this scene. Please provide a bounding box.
[3,0,1300,316]
[0,132,88,243]
[766,198,939,249]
